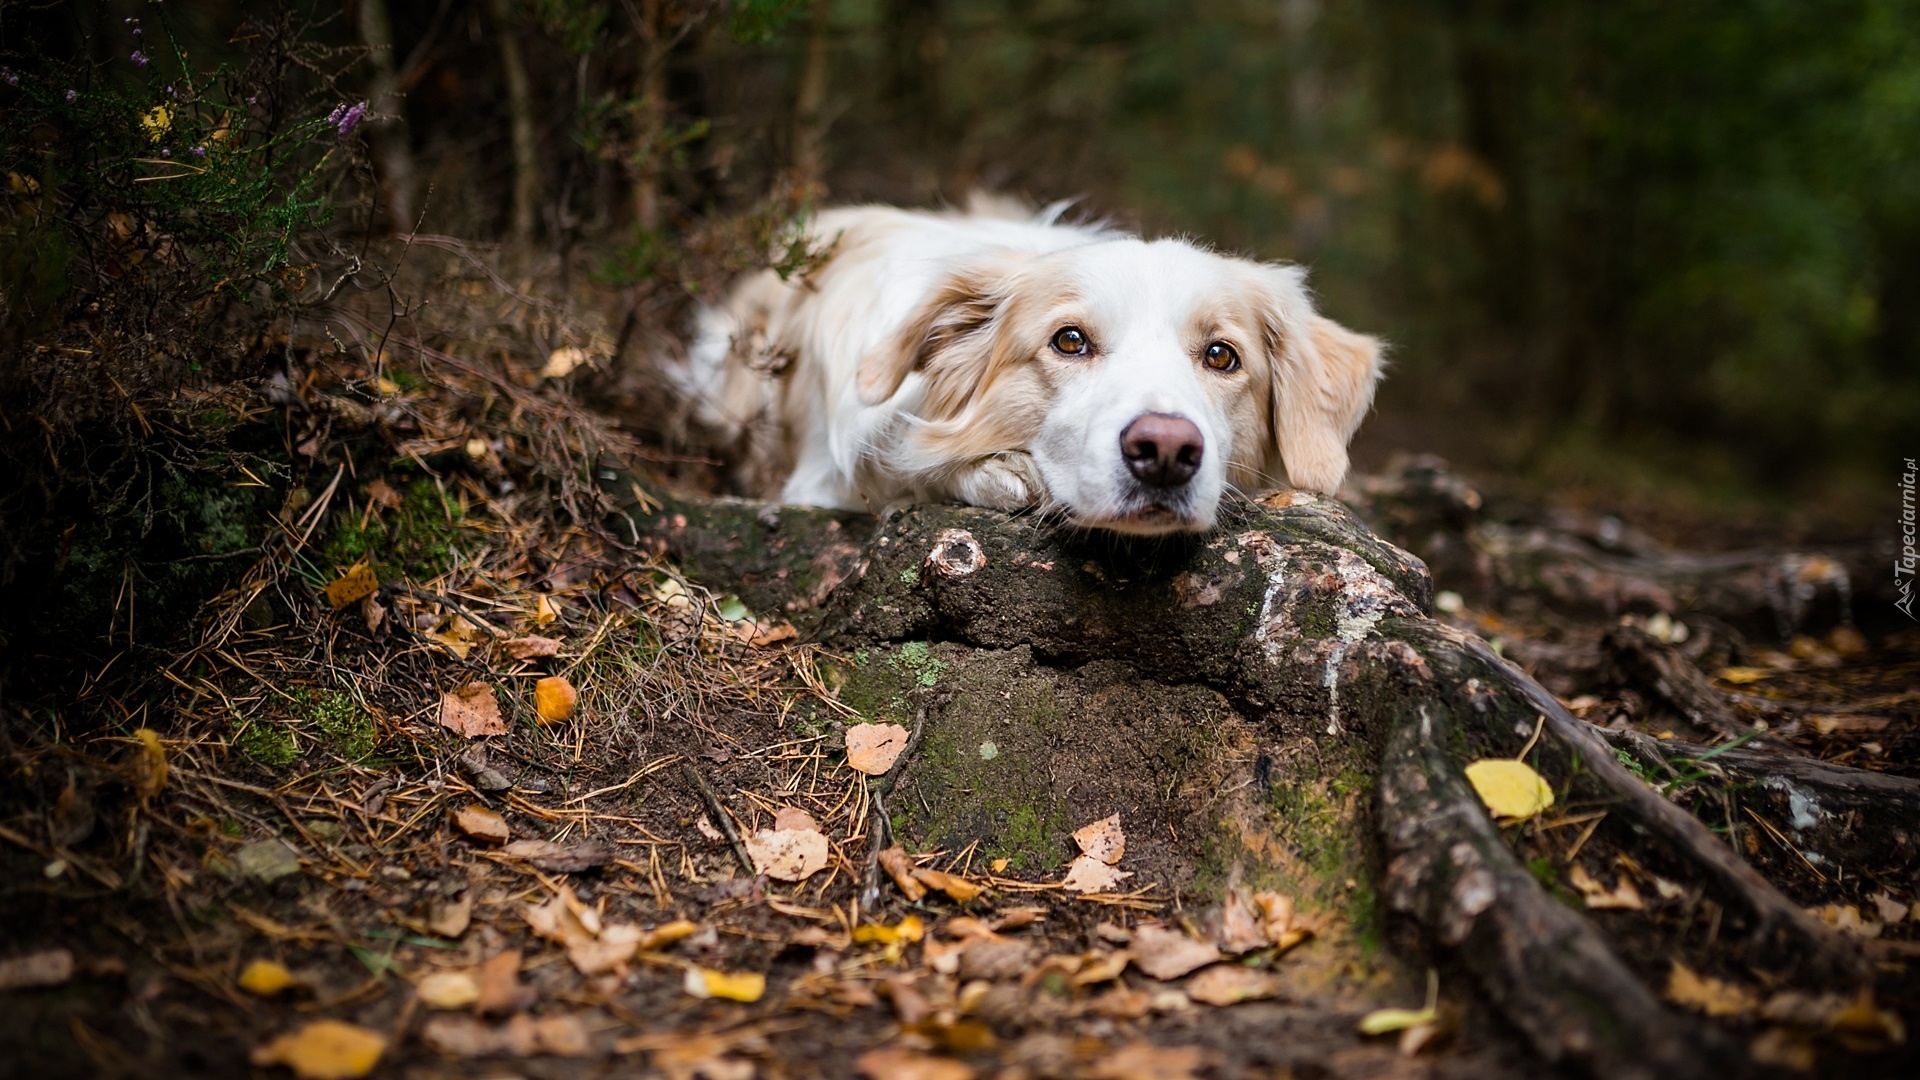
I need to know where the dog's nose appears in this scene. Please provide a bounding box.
[1120,413,1204,487]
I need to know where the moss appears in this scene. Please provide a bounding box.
[233,719,298,767]
[320,476,472,581]
[300,689,375,760]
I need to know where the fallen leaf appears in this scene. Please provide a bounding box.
[568,923,644,976]
[365,478,402,508]
[234,839,303,884]
[534,675,577,723]
[324,562,379,610]
[439,683,508,737]
[1715,666,1775,685]
[533,594,558,625]
[1358,1006,1439,1035]
[503,635,561,660]
[1071,950,1132,987]
[475,950,532,1015]
[420,1015,498,1058]
[1072,814,1126,865]
[1870,892,1908,925]
[1186,965,1282,1006]
[641,920,701,950]
[533,1013,590,1056]
[1665,960,1757,1018]
[1750,1028,1816,1071]
[239,959,296,997]
[250,1020,386,1079]
[1808,903,1883,939]
[1129,924,1221,981]
[0,949,74,992]
[1061,855,1133,893]
[1762,987,1906,1043]
[360,592,386,634]
[502,838,611,872]
[131,728,167,799]
[429,893,473,938]
[523,890,597,948]
[852,915,926,947]
[774,806,821,833]
[957,938,1039,981]
[1213,889,1269,954]
[745,828,830,882]
[683,967,765,1002]
[1567,863,1644,910]
[542,346,589,379]
[747,620,798,647]
[1464,758,1554,819]
[427,617,483,659]
[1087,1042,1206,1080]
[855,1046,974,1080]
[878,845,928,901]
[1249,891,1309,951]
[416,971,481,1009]
[453,804,510,843]
[912,866,984,902]
[845,723,910,775]
[694,815,724,842]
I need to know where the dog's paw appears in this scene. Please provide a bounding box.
[951,454,1044,511]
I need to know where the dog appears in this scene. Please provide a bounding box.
[671,197,1383,535]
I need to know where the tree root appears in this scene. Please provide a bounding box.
[605,471,1883,1078]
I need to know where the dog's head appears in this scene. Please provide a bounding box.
[856,238,1384,534]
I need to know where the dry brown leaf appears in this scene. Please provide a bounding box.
[524,892,597,948]
[878,846,928,901]
[912,866,984,902]
[746,620,798,647]
[453,804,510,843]
[1750,1028,1816,1071]
[1130,924,1221,981]
[250,1020,386,1079]
[238,959,296,997]
[415,971,481,1009]
[845,722,911,775]
[1186,965,1282,1006]
[365,478,402,508]
[419,1012,591,1059]
[439,683,508,737]
[1070,950,1132,987]
[533,1013,590,1056]
[324,562,380,609]
[1249,891,1309,951]
[420,1015,498,1059]
[854,1046,974,1080]
[501,838,611,872]
[426,617,483,660]
[534,675,577,723]
[428,894,473,938]
[1665,960,1758,1018]
[1061,855,1133,893]
[773,806,822,834]
[1762,988,1906,1043]
[1072,814,1126,865]
[0,949,73,992]
[1568,863,1644,910]
[1087,1042,1207,1080]
[475,950,531,1015]
[1213,890,1268,954]
[360,592,386,634]
[746,828,830,882]
[617,1031,756,1080]
[503,635,561,660]
[569,924,644,976]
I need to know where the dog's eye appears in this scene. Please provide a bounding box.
[1050,327,1090,356]
[1203,341,1241,372]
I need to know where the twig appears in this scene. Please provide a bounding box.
[681,763,754,878]
[861,701,930,911]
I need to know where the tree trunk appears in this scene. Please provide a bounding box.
[488,0,541,244]
[790,0,832,192]
[356,0,418,233]
[632,0,667,231]
[602,471,1902,1079]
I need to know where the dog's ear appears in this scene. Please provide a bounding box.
[1258,269,1385,494]
[856,262,1010,407]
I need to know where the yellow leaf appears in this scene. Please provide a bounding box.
[684,967,765,1002]
[1665,960,1757,1018]
[415,971,481,1009]
[1358,1006,1438,1035]
[534,675,578,723]
[852,915,926,946]
[1464,759,1554,819]
[1715,666,1774,685]
[238,959,295,997]
[141,105,172,142]
[323,562,379,609]
[132,728,167,799]
[250,1019,386,1079]
[533,594,558,625]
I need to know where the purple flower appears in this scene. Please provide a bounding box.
[132,27,142,37]
[65,90,79,103]
[334,100,368,136]
[160,147,171,158]
[131,50,149,67]
[247,95,257,105]
[191,146,206,158]
[1,70,17,87]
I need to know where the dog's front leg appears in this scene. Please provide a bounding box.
[946,453,1045,511]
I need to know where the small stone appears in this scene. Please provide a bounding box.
[234,840,303,884]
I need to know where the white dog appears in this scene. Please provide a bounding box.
[670,198,1383,535]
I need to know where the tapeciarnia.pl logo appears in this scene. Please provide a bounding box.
[1900,457,1917,620]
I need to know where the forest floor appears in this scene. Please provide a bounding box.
[1,253,1914,1080]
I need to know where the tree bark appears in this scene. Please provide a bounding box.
[356,0,418,233]
[603,471,1891,1079]
[789,0,833,192]
[489,0,541,244]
